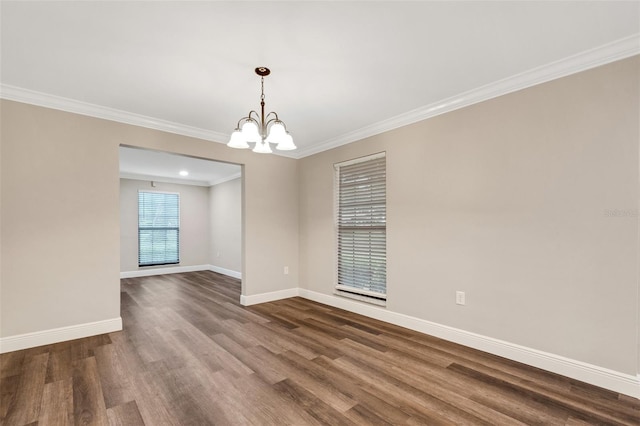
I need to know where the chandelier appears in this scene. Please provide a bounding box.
[227,67,296,153]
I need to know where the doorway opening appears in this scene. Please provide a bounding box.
[118,145,244,302]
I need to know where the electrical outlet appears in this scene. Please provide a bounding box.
[456,291,466,305]
[284,266,289,275]
[216,251,220,258]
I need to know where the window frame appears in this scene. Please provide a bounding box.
[137,190,181,267]
[334,152,387,306]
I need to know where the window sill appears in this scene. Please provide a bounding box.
[333,289,387,307]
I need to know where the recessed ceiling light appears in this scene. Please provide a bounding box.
[179,170,189,176]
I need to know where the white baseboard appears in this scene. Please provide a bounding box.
[120,264,211,278]
[209,265,242,280]
[240,287,299,306]
[120,264,242,280]
[298,289,640,399]
[34,272,635,398]
[0,317,123,354]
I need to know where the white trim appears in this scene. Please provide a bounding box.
[120,264,242,280]
[119,172,242,188]
[334,289,387,307]
[0,318,122,354]
[1,36,637,160]
[0,84,298,159]
[120,172,211,187]
[0,84,231,144]
[298,289,640,399]
[209,265,242,280]
[120,264,210,278]
[334,151,386,168]
[295,34,640,158]
[240,288,300,306]
[335,285,387,300]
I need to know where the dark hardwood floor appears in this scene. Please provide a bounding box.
[1,271,638,425]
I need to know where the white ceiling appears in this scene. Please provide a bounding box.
[119,146,241,186]
[1,1,639,159]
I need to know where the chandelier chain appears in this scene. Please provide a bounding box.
[227,66,296,153]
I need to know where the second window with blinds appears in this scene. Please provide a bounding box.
[334,152,387,305]
[138,191,180,267]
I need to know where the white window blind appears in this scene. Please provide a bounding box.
[335,153,386,301]
[138,191,180,267]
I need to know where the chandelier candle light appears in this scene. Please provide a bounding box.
[227,67,296,153]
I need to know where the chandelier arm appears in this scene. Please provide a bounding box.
[265,111,279,121]
[234,117,249,129]
[265,117,287,130]
[235,113,259,130]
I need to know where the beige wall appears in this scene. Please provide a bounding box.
[209,177,242,273]
[120,178,211,272]
[0,56,637,381]
[1,101,299,338]
[299,56,639,375]
[1,107,121,336]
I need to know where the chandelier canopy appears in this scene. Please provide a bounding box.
[227,67,296,154]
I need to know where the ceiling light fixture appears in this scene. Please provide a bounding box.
[179,170,189,176]
[227,67,296,154]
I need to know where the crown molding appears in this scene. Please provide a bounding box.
[119,172,211,187]
[0,84,301,159]
[2,34,638,160]
[294,34,640,158]
[119,171,242,187]
[0,84,231,144]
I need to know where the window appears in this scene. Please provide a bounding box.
[138,191,180,267]
[335,152,386,304]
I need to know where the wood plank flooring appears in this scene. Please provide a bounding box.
[1,271,638,425]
